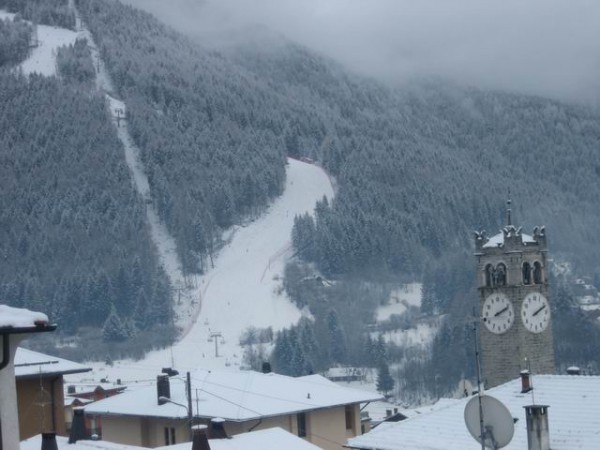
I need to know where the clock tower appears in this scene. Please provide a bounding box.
[474,200,555,388]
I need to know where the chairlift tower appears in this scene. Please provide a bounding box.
[208,331,223,357]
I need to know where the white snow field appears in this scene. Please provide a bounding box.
[0,10,78,76]
[77,159,333,383]
[375,283,422,322]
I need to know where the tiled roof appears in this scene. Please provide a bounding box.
[348,375,600,450]
[85,369,382,421]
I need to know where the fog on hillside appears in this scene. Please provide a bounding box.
[124,0,600,105]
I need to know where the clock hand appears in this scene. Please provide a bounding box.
[533,304,546,316]
[494,306,509,317]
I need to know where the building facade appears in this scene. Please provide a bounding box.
[474,203,555,388]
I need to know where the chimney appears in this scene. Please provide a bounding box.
[262,362,271,374]
[210,418,228,439]
[41,432,59,450]
[521,370,532,393]
[567,366,581,375]
[191,424,211,450]
[67,385,76,395]
[157,374,171,405]
[162,367,179,377]
[69,408,87,443]
[524,405,550,450]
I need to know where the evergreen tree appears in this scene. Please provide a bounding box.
[102,306,129,342]
[326,309,347,364]
[376,363,394,396]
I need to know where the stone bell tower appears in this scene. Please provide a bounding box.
[474,200,555,388]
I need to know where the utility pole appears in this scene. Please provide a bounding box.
[186,372,193,441]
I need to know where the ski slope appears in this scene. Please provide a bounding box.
[9,3,335,384]
[77,159,333,383]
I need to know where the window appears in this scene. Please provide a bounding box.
[297,413,307,437]
[485,264,493,287]
[522,262,531,285]
[164,427,176,445]
[496,263,507,286]
[345,405,355,431]
[533,262,543,284]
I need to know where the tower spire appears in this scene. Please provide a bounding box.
[506,192,512,226]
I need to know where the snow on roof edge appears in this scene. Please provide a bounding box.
[0,305,50,329]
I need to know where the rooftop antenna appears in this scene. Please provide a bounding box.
[506,191,512,226]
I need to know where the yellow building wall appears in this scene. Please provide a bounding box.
[17,377,66,439]
[227,406,361,450]
[144,418,190,447]
[308,407,348,450]
[97,404,364,449]
[101,416,190,448]
[102,416,143,446]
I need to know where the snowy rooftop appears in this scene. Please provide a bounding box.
[85,369,382,421]
[483,231,537,249]
[21,427,323,450]
[21,435,147,450]
[0,305,50,330]
[482,232,535,248]
[156,427,323,450]
[64,381,126,396]
[362,398,460,423]
[347,375,600,450]
[14,348,90,378]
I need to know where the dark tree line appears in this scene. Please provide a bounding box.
[76,0,288,273]
[0,15,32,66]
[0,0,76,30]
[0,72,172,348]
[56,38,95,88]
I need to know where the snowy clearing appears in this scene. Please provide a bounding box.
[372,320,439,349]
[0,10,78,76]
[376,283,422,322]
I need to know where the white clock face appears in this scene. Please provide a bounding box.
[521,292,550,333]
[482,293,514,334]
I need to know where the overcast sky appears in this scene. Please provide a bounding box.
[125,0,600,104]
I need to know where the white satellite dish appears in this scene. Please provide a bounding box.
[464,394,515,449]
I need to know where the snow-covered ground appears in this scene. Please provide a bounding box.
[374,321,439,348]
[72,159,333,383]
[376,283,422,322]
[372,283,437,348]
[0,10,78,76]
